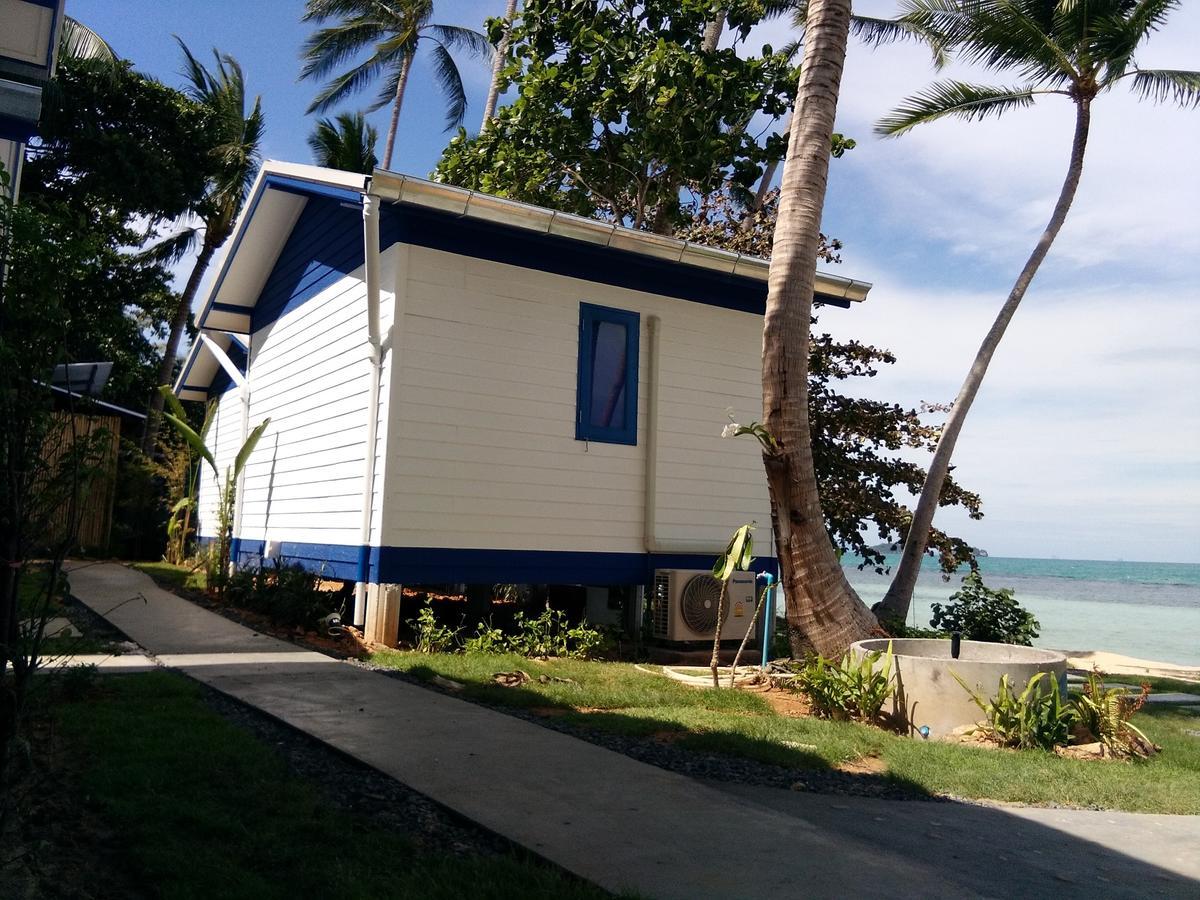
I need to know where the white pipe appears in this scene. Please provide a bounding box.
[354,192,384,627]
[642,314,724,557]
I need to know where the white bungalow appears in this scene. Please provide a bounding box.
[174,162,871,643]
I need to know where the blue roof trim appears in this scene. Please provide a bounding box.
[381,203,853,314]
[210,538,778,585]
[263,175,363,205]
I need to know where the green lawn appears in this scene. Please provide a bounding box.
[370,650,1200,815]
[56,672,614,900]
[132,560,208,592]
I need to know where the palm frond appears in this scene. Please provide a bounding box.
[429,41,468,131]
[307,111,378,172]
[876,80,1046,136]
[59,17,117,62]
[1130,68,1200,106]
[307,49,393,113]
[302,0,378,23]
[426,23,492,59]
[299,18,389,82]
[139,226,201,265]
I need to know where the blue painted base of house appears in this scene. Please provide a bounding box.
[206,537,778,586]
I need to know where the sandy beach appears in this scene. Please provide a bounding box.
[1059,650,1200,683]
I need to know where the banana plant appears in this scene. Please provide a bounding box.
[709,523,755,689]
[158,386,269,591]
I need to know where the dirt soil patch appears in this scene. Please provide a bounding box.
[756,686,815,719]
[835,755,889,776]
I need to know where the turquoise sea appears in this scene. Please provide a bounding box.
[842,556,1200,667]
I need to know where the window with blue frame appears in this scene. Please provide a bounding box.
[576,302,639,445]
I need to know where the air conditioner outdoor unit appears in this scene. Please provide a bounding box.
[650,569,757,644]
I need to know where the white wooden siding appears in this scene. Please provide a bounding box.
[379,245,773,557]
[234,248,397,553]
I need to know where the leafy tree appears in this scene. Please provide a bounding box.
[873,0,1200,622]
[434,0,801,233]
[308,111,379,173]
[931,571,1039,645]
[299,0,490,169]
[0,169,115,787]
[141,41,264,454]
[26,57,215,226]
[22,58,214,411]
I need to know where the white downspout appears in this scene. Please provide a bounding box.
[354,192,385,628]
[642,315,723,556]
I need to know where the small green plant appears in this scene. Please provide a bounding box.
[463,619,507,654]
[957,671,1074,751]
[1073,671,1154,758]
[565,620,610,659]
[159,386,269,594]
[931,571,1039,645]
[409,603,460,654]
[797,643,896,725]
[224,561,341,631]
[510,607,568,658]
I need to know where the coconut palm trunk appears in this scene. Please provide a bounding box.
[480,0,519,129]
[762,0,876,658]
[382,52,415,170]
[878,99,1092,620]
[141,241,217,452]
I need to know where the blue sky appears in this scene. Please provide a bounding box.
[69,1,1200,563]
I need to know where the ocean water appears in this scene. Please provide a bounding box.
[841,556,1200,667]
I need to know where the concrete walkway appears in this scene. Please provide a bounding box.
[66,562,1200,900]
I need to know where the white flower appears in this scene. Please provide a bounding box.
[721,423,740,438]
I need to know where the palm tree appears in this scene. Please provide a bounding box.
[299,0,490,170]
[308,111,379,173]
[141,40,264,453]
[480,0,519,129]
[760,0,879,657]
[58,17,116,62]
[874,0,1200,622]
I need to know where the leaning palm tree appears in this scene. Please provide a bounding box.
[758,0,879,657]
[141,40,264,453]
[874,0,1200,621]
[300,0,490,169]
[308,111,379,173]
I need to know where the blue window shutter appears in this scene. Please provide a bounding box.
[576,302,639,445]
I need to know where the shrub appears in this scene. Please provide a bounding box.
[409,603,460,654]
[958,671,1074,751]
[225,562,340,631]
[1073,671,1154,758]
[797,643,896,725]
[878,616,945,639]
[462,619,507,654]
[930,571,1039,645]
